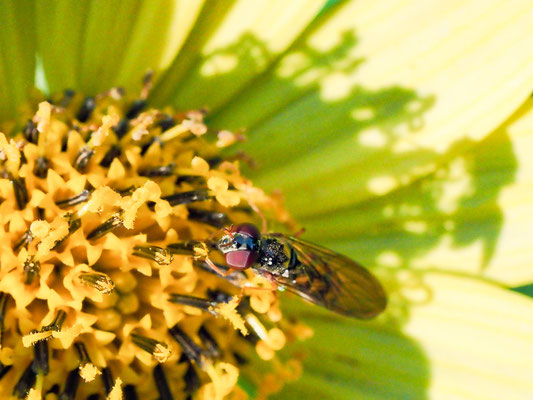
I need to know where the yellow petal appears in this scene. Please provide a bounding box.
[151,0,325,110]
[210,0,533,217]
[277,271,533,399]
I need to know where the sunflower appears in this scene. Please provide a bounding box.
[1,0,533,399]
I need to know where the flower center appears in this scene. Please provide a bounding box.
[0,86,309,399]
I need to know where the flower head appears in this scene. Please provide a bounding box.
[1,0,533,399]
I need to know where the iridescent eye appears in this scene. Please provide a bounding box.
[232,223,260,240]
[225,250,258,270]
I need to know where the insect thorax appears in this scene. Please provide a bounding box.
[257,237,289,274]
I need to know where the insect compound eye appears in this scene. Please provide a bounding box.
[225,250,258,270]
[233,223,260,240]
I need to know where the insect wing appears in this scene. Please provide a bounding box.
[266,234,387,319]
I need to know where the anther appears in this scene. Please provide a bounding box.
[74,342,91,365]
[86,214,123,240]
[13,361,37,398]
[23,256,40,285]
[162,189,211,206]
[79,272,115,294]
[32,335,49,375]
[130,333,171,363]
[0,361,11,381]
[99,145,121,167]
[123,385,139,400]
[42,310,67,332]
[168,325,206,366]
[56,189,92,209]
[59,89,75,107]
[34,156,50,178]
[153,364,173,400]
[0,292,7,346]
[166,241,205,255]
[52,215,81,249]
[113,118,130,139]
[157,115,175,131]
[59,369,80,400]
[101,367,114,395]
[74,146,95,172]
[187,208,230,228]
[138,163,175,177]
[126,99,147,119]
[184,364,200,394]
[23,119,39,144]
[10,176,29,210]
[77,97,96,122]
[167,294,218,315]
[14,229,33,252]
[132,245,173,265]
[198,326,220,359]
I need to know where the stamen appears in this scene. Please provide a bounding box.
[157,115,175,131]
[168,325,206,366]
[59,89,75,107]
[74,342,91,364]
[176,175,206,185]
[124,385,139,400]
[126,100,147,119]
[167,241,205,255]
[187,208,230,228]
[153,364,173,400]
[46,384,60,395]
[32,335,49,375]
[10,175,29,210]
[77,97,96,122]
[130,333,171,363]
[34,156,50,178]
[198,326,220,359]
[138,163,175,177]
[0,361,11,381]
[167,294,218,315]
[113,118,130,139]
[115,185,136,196]
[86,214,123,240]
[162,189,211,206]
[52,214,81,249]
[23,256,40,285]
[23,119,39,144]
[140,136,163,155]
[132,245,173,265]
[56,189,92,209]
[101,367,114,395]
[100,145,121,168]
[13,362,37,398]
[60,369,80,400]
[14,229,33,252]
[42,310,66,332]
[74,146,95,172]
[184,364,201,394]
[79,272,115,294]
[0,292,7,346]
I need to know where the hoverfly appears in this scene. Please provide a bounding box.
[216,223,387,319]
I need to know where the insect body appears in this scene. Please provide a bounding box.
[217,223,387,319]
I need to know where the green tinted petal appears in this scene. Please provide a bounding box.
[37,0,201,95]
[151,0,325,111]
[36,0,89,93]
[301,98,533,286]
[276,272,533,399]
[210,0,533,217]
[0,0,35,120]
